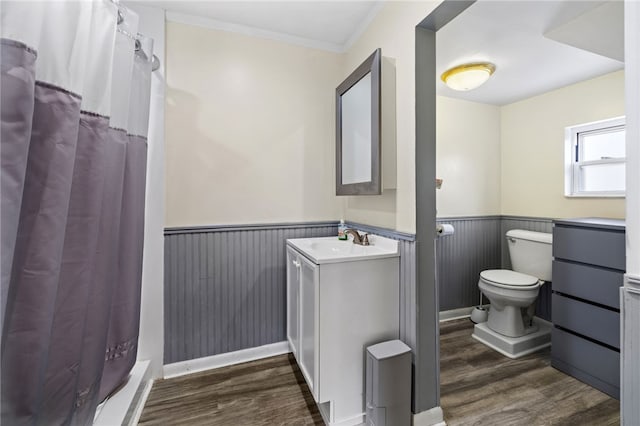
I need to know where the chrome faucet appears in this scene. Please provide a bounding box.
[345,229,370,246]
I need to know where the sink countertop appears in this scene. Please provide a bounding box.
[287,235,399,265]
[553,217,625,231]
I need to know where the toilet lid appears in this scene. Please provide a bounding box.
[480,269,539,287]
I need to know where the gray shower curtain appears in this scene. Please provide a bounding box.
[99,50,152,403]
[0,2,153,425]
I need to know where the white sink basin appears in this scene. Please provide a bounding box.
[287,235,399,264]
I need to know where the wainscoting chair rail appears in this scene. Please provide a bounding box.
[164,215,552,364]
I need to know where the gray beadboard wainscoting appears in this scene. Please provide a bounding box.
[436,216,502,311]
[164,221,417,364]
[436,215,553,321]
[163,222,337,364]
[163,216,553,364]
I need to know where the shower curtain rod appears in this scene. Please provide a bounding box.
[116,25,160,72]
[114,2,161,72]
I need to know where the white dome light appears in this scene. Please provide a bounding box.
[441,63,496,91]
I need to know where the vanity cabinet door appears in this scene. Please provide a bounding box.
[286,247,300,357]
[299,254,319,401]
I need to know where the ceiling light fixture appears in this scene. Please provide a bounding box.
[441,62,496,91]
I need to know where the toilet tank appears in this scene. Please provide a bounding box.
[507,229,553,281]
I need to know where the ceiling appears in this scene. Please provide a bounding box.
[139,1,383,52]
[436,0,624,105]
[139,0,624,106]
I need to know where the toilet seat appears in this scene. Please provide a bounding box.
[480,269,541,289]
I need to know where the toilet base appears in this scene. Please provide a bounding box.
[472,317,551,359]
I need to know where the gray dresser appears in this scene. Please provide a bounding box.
[551,218,625,399]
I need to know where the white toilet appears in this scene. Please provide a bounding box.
[478,229,552,338]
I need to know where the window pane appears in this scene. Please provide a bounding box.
[579,128,625,161]
[580,162,625,192]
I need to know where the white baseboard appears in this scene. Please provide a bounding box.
[163,341,291,379]
[94,360,152,426]
[413,406,445,426]
[439,305,490,322]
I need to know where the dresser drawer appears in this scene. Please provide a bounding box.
[553,225,625,270]
[551,327,619,397]
[552,293,619,348]
[552,260,624,309]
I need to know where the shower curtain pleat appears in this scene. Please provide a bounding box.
[1,1,153,424]
[1,82,82,425]
[71,127,127,425]
[99,49,151,401]
[39,113,109,424]
[99,133,147,401]
[0,40,36,331]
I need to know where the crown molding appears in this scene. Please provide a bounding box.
[166,11,345,53]
[342,1,385,52]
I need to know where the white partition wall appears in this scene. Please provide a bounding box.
[125,3,166,380]
[622,0,640,424]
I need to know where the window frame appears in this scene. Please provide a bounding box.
[564,116,626,198]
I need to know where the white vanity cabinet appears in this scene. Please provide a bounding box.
[286,236,400,426]
[286,247,319,398]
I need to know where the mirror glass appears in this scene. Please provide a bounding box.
[336,48,381,196]
[341,73,372,184]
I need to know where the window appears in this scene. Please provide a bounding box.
[565,117,626,197]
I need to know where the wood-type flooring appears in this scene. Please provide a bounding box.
[138,353,322,425]
[440,318,620,425]
[139,318,620,425]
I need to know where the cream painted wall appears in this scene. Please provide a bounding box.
[165,2,622,229]
[501,70,625,219]
[165,22,342,227]
[436,96,501,217]
[341,1,441,233]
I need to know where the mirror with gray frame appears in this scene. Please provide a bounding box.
[336,48,381,195]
